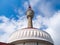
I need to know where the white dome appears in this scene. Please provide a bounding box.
[8,28,53,44]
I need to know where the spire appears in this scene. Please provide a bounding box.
[29,5,31,9]
[28,0,31,9]
[26,4,34,28]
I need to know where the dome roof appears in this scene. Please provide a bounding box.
[8,28,53,44]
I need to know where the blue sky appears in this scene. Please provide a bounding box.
[0,0,60,45]
[0,0,60,19]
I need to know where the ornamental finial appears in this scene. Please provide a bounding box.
[26,4,34,28]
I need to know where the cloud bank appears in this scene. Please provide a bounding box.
[45,11,60,45]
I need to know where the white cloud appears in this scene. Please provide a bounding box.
[29,0,40,7]
[0,16,27,42]
[23,1,28,10]
[45,11,60,45]
[0,16,16,42]
[0,11,60,45]
[0,14,42,42]
[26,0,54,17]
[23,0,40,9]
[33,15,43,28]
[0,16,9,23]
[38,1,55,17]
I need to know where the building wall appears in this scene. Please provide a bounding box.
[15,42,52,45]
[0,42,8,45]
[0,42,13,45]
